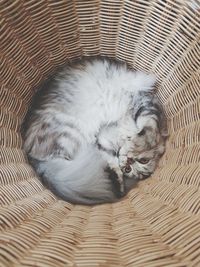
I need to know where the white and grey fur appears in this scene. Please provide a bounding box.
[23,58,167,205]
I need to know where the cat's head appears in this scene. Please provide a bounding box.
[121,124,168,181]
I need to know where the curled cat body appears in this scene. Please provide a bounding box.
[23,58,167,205]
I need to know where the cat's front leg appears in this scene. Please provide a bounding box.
[98,148,125,195]
[97,124,126,194]
[118,140,134,169]
[106,155,125,194]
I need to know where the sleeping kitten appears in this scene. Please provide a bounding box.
[23,58,167,205]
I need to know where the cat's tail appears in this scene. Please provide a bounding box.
[31,146,120,205]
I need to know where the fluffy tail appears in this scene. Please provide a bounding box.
[32,146,119,205]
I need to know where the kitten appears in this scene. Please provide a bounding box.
[23,58,167,205]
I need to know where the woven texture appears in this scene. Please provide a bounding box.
[0,1,200,266]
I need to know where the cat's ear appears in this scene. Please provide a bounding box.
[161,128,169,139]
[157,143,166,155]
[160,120,169,139]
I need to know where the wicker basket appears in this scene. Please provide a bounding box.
[0,1,200,266]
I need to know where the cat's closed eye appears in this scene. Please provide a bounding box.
[137,158,150,164]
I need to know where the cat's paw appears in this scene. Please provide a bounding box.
[119,143,134,167]
[119,155,127,168]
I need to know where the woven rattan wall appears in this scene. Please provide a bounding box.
[0,1,200,266]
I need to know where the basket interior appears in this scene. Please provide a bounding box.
[0,1,200,266]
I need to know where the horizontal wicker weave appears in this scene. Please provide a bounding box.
[0,0,200,266]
